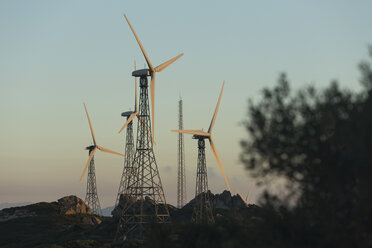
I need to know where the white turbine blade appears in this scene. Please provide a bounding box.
[208,81,225,134]
[137,114,156,145]
[171,129,209,137]
[80,148,96,181]
[209,136,231,192]
[246,181,254,202]
[83,103,96,145]
[155,53,184,72]
[123,14,154,71]
[118,113,136,133]
[97,145,124,157]
[150,73,156,142]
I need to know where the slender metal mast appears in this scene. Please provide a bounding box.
[177,98,186,208]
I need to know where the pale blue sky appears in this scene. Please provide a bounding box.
[0,0,371,207]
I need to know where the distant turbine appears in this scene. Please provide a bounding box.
[81,103,123,215]
[172,82,232,222]
[172,82,231,190]
[116,61,138,207]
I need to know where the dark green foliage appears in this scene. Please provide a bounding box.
[240,47,372,247]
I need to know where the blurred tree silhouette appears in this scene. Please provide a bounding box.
[241,47,372,247]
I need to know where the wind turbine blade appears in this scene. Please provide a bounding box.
[171,129,209,136]
[83,103,96,146]
[97,145,124,157]
[137,114,156,145]
[208,81,225,134]
[80,148,96,181]
[118,113,136,133]
[150,73,156,142]
[209,137,231,192]
[236,191,248,207]
[155,53,184,72]
[246,181,254,202]
[123,14,154,71]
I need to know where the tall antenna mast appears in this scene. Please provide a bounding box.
[177,97,186,208]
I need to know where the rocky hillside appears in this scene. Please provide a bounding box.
[112,190,248,222]
[0,192,254,247]
[0,196,114,247]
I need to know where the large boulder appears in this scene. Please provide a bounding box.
[58,196,92,215]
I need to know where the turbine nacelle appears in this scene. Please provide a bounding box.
[132,69,151,77]
[192,134,210,140]
[85,145,96,151]
[121,111,135,117]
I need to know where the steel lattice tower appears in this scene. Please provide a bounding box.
[177,98,186,208]
[115,115,135,207]
[115,77,169,241]
[85,146,102,216]
[192,137,214,223]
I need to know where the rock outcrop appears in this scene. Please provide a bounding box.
[112,194,176,219]
[184,190,247,210]
[58,195,92,215]
[210,190,247,209]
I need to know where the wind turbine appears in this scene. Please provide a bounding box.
[172,82,249,208]
[116,62,137,207]
[172,82,230,190]
[81,103,123,215]
[115,14,182,242]
[123,14,183,142]
[172,82,231,222]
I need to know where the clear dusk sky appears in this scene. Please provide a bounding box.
[0,0,371,207]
